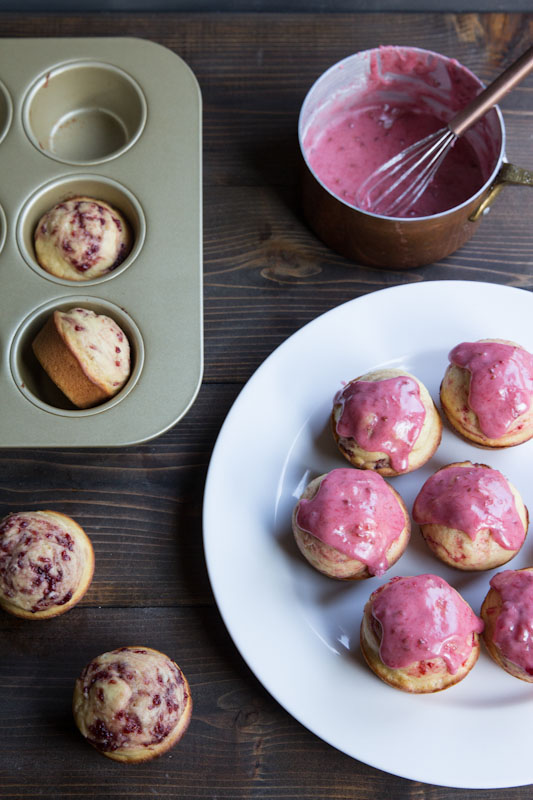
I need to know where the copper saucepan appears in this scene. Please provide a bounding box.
[298,46,533,269]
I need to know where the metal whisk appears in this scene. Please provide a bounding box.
[356,45,533,217]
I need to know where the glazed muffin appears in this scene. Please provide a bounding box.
[292,467,410,579]
[413,461,528,571]
[32,307,131,409]
[481,568,533,682]
[0,510,94,619]
[73,646,192,762]
[360,574,483,693]
[440,339,533,448]
[331,368,442,476]
[34,196,132,281]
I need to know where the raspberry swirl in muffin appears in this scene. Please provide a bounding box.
[0,510,94,619]
[73,647,192,762]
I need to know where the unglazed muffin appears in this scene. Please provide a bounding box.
[73,646,192,762]
[292,467,410,579]
[0,510,94,619]
[440,339,533,448]
[34,196,132,281]
[32,307,131,409]
[481,568,533,682]
[360,574,483,693]
[331,368,442,476]
[413,461,528,571]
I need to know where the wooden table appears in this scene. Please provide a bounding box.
[1,11,533,799]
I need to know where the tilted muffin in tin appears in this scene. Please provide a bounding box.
[360,574,484,693]
[73,646,192,762]
[292,467,410,580]
[0,510,94,619]
[331,368,442,477]
[32,307,131,409]
[34,196,132,281]
[440,338,533,448]
[413,461,528,571]
[481,568,533,682]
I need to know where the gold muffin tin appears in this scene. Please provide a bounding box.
[0,38,203,447]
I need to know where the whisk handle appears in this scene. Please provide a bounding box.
[449,45,533,138]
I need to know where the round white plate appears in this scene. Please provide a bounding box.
[203,280,533,789]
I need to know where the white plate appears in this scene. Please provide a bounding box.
[203,280,533,789]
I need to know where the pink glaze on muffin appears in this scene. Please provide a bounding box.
[332,368,441,476]
[481,568,533,682]
[292,467,410,579]
[361,574,483,692]
[441,339,533,447]
[413,461,528,570]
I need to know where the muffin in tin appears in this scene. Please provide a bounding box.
[440,338,533,448]
[32,307,131,409]
[331,368,442,476]
[413,461,528,571]
[292,467,410,579]
[73,646,192,762]
[34,196,132,282]
[481,568,533,682]
[360,574,484,693]
[0,510,94,619]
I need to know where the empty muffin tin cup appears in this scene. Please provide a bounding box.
[0,78,13,145]
[22,60,147,165]
[10,297,144,416]
[17,174,145,285]
[299,46,533,268]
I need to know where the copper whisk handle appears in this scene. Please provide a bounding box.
[450,45,533,138]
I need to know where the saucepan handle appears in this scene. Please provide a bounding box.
[470,162,533,221]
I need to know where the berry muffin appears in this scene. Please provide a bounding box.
[413,461,528,571]
[481,568,533,682]
[34,196,132,281]
[0,510,94,619]
[331,368,442,476]
[440,339,533,448]
[360,574,484,693]
[73,646,192,762]
[292,467,410,579]
[32,307,131,409]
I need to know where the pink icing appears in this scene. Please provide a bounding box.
[302,48,495,217]
[371,574,483,674]
[295,467,405,576]
[412,464,525,551]
[490,570,533,674]
[334,376,426,473]
[449,341,533,438]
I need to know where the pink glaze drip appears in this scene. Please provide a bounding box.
[295,467,404,576]
[490,570,533,674]
[412,464,525,550]
[449,341,533,438]
[372,574,483,673]
[335,376,426,473]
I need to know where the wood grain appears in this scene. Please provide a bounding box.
[1,11,533,800]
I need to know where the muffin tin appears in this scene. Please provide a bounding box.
[0,38,203,447]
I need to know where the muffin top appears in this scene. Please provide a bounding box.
[370,574,484,674]
[55,307,130,394]
[294,467,405,576]
[333,372,426,473]
[0,511,91,615]
[74,647,190,755]
[34,196,131,281]
[413,462,526,551]
[448,340,533,439]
